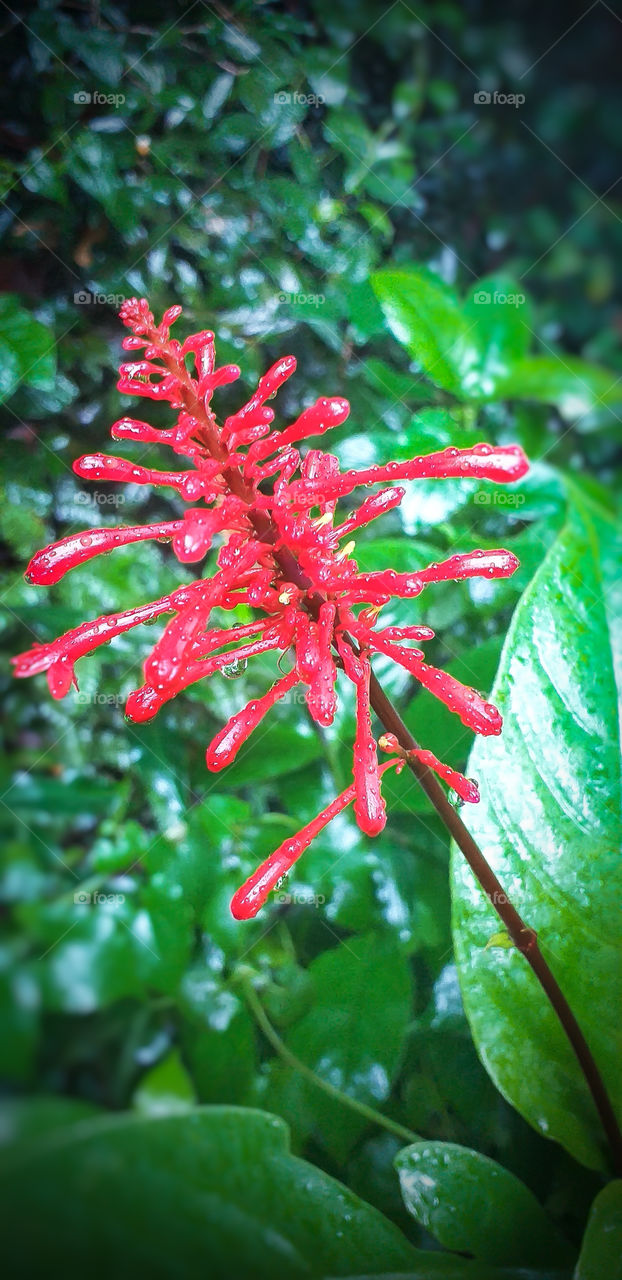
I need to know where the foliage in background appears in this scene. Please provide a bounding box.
[1,2,621,1276]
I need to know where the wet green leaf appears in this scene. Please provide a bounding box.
[396,1140,574,1266]
[574,1181,622,1280]
[0,1104,420,1278]
[451,506,622,1170]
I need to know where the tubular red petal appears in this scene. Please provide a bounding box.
[125,684,164,722]
[336,635,385,837]
[332,487,405,541]
[348,570,424,602]
[306,601,338,726]
[46,659,75,699]
[162,305,183,327]
[230,788,356,919]
[117,360,182,402]
[248,396,350,463]
[180,330,214,364]
[295,613,320,682]
[290,444,529,503]
[378,624,435,642]
[198,364,241,401]
[12,589,190,685]
[200,619,272,656]
[206,669,298,771]
[171,500,247,564]
[230,759,399,919]
[359,626,500,734]
[73,454,219,501]
[200,631,288,670]
[223,356,297,440]
[411,749,480,803]
[413,665,503,735]
[415,549,520,583]
[25,520,184,586]
[352,655,386,836]
[110,416,203,460]
[378,735,479,803]
[144,577,228,688]
[136,632,287,718]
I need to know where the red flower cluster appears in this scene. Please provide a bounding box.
[13,299,528,919]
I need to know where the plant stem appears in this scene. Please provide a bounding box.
[368,671,622,1177]
[242,981,419,1148]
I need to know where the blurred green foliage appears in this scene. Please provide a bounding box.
[1,2,621,1276]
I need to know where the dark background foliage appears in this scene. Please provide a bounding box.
[1,2,621,1276]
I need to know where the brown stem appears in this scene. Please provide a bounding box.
[367,672,622,1177]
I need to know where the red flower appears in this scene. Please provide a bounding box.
[13,299,528,918]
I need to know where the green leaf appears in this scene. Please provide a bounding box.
[0,296,56,401]
[0,1103,420,1278]
[371,270,619,415]
[371,268,471,395]
[574,1181,622,1280]
[285,934,414,1162]
[491,355,621,417]
[451,506,622,1170]
[462,274,532,378]
[395,1141,573,1266]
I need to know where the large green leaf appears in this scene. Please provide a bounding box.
[395,1141,574,1266]
[285,934,414,1162]
[0,1102,418,1278]
[451,507,622,1170]
[0,1100,570,1280]
[574,1181,622,1280]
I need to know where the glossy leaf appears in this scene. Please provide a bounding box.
[371,268,472,395]
[0,1103,420,1278]
[372,267,619,414]
[395,1140,573,1266]
[574,1181,622,1280]
[451,506,622,1169]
